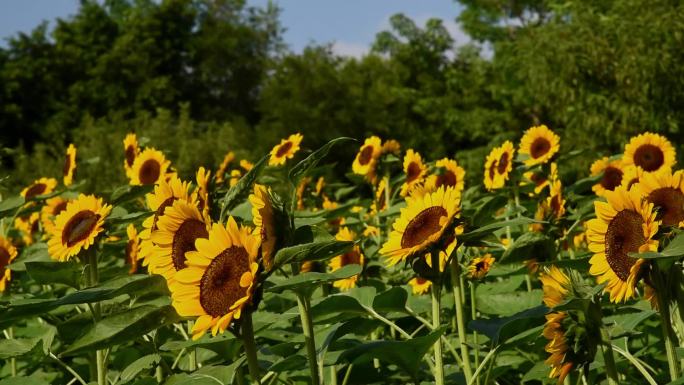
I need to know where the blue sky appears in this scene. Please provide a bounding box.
[0,0,466,56]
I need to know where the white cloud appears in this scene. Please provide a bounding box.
[331,40,368,58]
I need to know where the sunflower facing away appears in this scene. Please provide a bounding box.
[21,177,58,201]
[587,186,658,302]
[63,144,77,186]
[380,186,460,266]
[249,184,279,271]
[329,227,364,290]
[540,265,571,308]
[41,196,71,235]
[0,237,18,292]
[172,217,260,340]
[126,224,140,274]
[123,133,139,173]
[468,255,495,279]
[426,158,466,194]
[543,312,574,384]
[215,151,235,183]
[128,148,171,186]
[637,169,684,227]
[590,157,623,197]
[352,136,382,182]
[269,133,303,166]
[400,149,428,196]
[149,200,210,288]
[622,132,675,174]
[484,141,515,191]
[47,194,112,262]
[519,125,560,167]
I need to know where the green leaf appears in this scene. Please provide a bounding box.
[501,232,555,263]
[62,305,180,355]
[469,305,548,345]
[288,137,354,183]
[459,217,537,244]
[165,361,244,385]
[633,232,684,259]
[106,210,152,226]
[476,290,543,316]
[268,354,308,372]
[267,264,362,292]
[0,196,25,217]
[8,242,50,271]
[219,154,268,222]
[372,286,409,313]
[110,185,154,205]
[272,240,353,269]
[0,325,55,359]
[119,354,161,384]
[160,333,237,352]
[25,261,82,288]
[310,295,368,323]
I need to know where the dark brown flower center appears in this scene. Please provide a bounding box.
[139,159,161,185]
[153,197,176,231]
[531,172,547,187]
[488,161,497,180]
[125,145,136,167]
[605,210,644,281]
[172,219,208,271]
[550,194,562,216]
[63,154,72,177]
[200,246,251,317]
[358,145,374,166]
[0,246,11,270]
[530,138,551,159]
[475,261,486,272]
[406,162,422,183]
[626,177,639,189]
[601,166,623,191]
[436,170,457,188]
[126,240,137,265]
[633,144,664,172]
[401,206,448,248]
[647,187,684,226]
[496,152,509,174]
[53,201,69,216]
[415,277,428,285]
[275,141,293,158]
[339,249,362,266]
[61,210,100,247]
[25,183,46,200]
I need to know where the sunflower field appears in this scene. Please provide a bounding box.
[0,126,683,385]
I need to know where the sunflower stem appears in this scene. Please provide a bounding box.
[85,248,107,385]
[241,310,261,384]
[297,292,320,385]
[450,258,473,383]
[430,251,445,385]
[469,283,480,385]
[599,327,619,385]
[187,320,197,371]
[8,327,16,377]
[654,268,681,381]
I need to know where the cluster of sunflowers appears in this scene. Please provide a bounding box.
[0,127,683,385]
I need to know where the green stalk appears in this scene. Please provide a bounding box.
[241,310,261,384]
[469,283,479,385]
[187,320,197,371]
[450,259,473,383]
[86,248,107,385]
[599,327,619,385]
[297,292,320,385]
[8,328,16,376]
[430,251,445,385]
[655,280,681,381]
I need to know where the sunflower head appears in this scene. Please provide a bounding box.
[590,157,623,197]
[400,149,428,197]
[547,180,566,219]
[543,312,574,384]
[128,148,171,186]
[352,136,383,182]
[623,132,675,173]
[0,237,18,292]
[269,133,303,166]
[637,169,684,227]
[484,141,515,191]
[426,158,466,194]
[126,224,140,274]
[215,151,235,183]
[314,176,325,196]
[540,266,571,308]
[15,213,41,246]
[172,217,260,340]
[520,125,560,167]
[382,139,401,155]
[371,178,388,214]
[47,194,112,262]
[63,144,77,187]
[408,277,431,295]
[123,133,139,172]
[329,227,364,290]
[195,167,212,217]
[41,196,71,235]
[620,165,644,190]
[21,177,58,201]
[467,255,495,280]
[250,184,286,271]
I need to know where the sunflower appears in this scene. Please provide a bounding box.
[522,163,558,195]
[47,194,112,262]
[229,169,242,187]
[215,151,235,184]
[540,266,571,308]
[483,141,515,191]
[123,133,139,173]
[41,196,71,235]
[128,148,171,186]
[171,217,260,340]
[382,139,401,155]
[589,157,623,197]
[15,213,40,246]
[467,255,495,279]
[587,186,658,302]
[371,178,388,214]
[296,177,311,210]
[637,169,684,227]
[363,225,380,237]
[623,132,675,173]
[400,149,428,197]
[408,277,431,295]
[519,125,560,167]
[322,196,345,228]
[195,167,211,218]
[125,224,140,274]
[0,237,18,292]
[63,144,77,186]
[620,166,644,190]
[269,133,303,166]
[352,136,382,182]
[426,158,466,194]
[543,312,574,384]
[249,184,279,270]
[149,200,210,287]
[329,227,364,290]
[21,177,58,201]
[315,177,325,196]
[380,186,460,266]
[547,180,566,219]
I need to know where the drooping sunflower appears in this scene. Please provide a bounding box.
[63,144,77,186]
[543,312,574,384]
[47,194,112,262]
[400,149,428,197]
[380,186,460,266]
[540,265,571,308]
[21,177,58,201]
[519,125,560,167]
[620,165,644,190]
[249,184,279,271]
[126,224,140,274]
[0,237,18,292]
[587,186,658,303]
[215,151,235,184]
[15,213,40,246]
[623,132,675,174]
[408,277,431,295]
[589,157,623,197]
[467,255,495,279]
[41,196,71,235]
[352,136,382,182]
[426,158,466,194]
[483,141,515,191]
[195,167,211,218]
[269,133,303,166]
[329,227,364,290]
[637,169,684,227]
[128,148,171,186]
[547,180,566,219]
[149,200,210,287]
[123,133,139,173]
[171,217,260,340]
